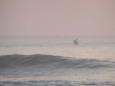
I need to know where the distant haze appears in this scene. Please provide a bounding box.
[0,0,115,37]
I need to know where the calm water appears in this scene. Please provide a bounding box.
[0,37,115,86]
[0,37,115,60]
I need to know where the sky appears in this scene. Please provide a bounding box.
[0,0,115,37]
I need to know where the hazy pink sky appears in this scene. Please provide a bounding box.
[0,0,115,37]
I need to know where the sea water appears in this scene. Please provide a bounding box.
[0,36,115,86]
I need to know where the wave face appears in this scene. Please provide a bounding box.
[0,54,115,85]
[0,54,115,68]
[0,54,115,74]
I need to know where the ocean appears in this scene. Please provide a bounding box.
[0,36,115,86]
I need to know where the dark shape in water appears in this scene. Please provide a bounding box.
[73,39,78,45]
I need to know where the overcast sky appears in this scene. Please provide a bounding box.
[0,0,115,37]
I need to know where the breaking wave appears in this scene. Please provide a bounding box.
[0,54,115,68]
